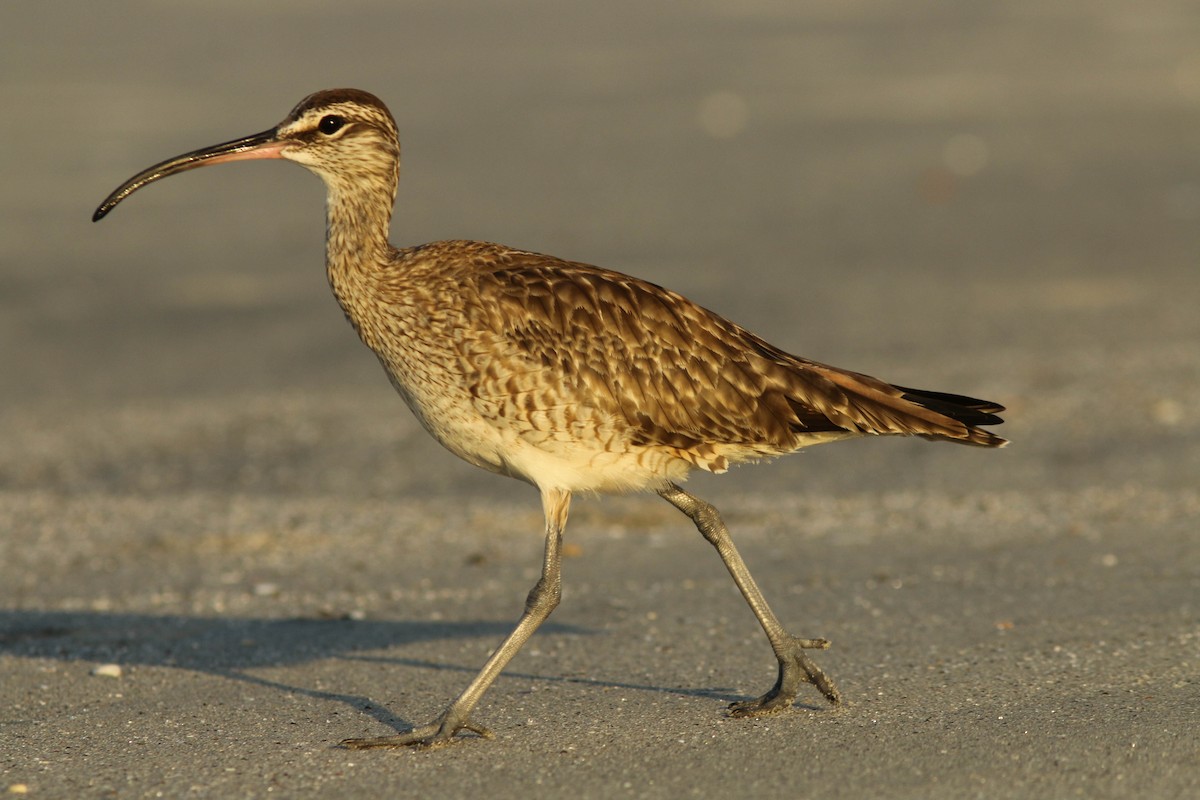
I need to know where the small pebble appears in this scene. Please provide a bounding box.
[91,664,123,678]
[7,785,30,795]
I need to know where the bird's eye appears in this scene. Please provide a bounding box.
[318,115,345,135]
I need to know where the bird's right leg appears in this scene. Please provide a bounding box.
[657,483,842,716]
[342,487,570,749]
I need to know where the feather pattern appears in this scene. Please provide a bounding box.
[330,239,1006,491]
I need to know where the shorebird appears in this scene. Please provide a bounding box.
[94,88,1006,749]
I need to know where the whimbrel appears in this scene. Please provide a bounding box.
[94,88,1006,749]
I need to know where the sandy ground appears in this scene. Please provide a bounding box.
[1,1,1198,797]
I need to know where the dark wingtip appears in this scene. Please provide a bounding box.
[897,385,1008,448]
[898,386,1006,427]
[92,206,108,222]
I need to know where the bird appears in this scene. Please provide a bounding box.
[93,88,1006,749]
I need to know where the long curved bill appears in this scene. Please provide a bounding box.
[93,128,286,221]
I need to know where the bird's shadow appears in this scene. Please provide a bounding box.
[0,609,762,736]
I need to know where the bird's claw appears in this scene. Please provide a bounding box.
[728,635,842,717]
[341,715,494,750]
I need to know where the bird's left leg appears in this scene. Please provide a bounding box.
[657,482,842,716]
[342,487,570,749]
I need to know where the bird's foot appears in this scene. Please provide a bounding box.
[728,635,842,717]
[341,709,493,750]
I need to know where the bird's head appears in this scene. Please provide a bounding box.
[94,88,400,221]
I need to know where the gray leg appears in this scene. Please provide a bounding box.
[658,482,842,715]
[343,487,571,749]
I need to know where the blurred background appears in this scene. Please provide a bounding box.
[1,0,1197,502]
